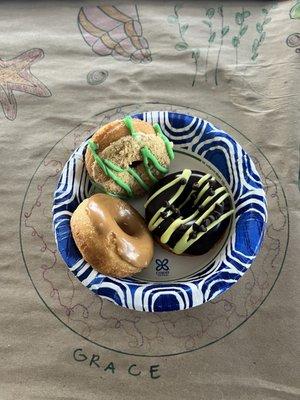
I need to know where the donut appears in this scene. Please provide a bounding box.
[144,169,234,255]
[85,116,174,198]
[71,194,154,277]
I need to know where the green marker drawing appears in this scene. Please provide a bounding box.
[203,8,216,83]
[290,1,300,19]
[214,6,229,86]
[251,7,272,61]
[231,8,251,68]
[168,4,201,86]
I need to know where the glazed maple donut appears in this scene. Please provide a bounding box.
[85,116,174,198]
[71,194,154,278]
[145,169,234,256]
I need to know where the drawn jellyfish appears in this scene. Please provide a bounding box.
[78,5,152,64]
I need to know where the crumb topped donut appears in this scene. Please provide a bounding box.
[71,194,154,277]
[144,169,234,255]
[85,116,174,198]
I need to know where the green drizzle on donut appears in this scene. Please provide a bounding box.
[88,140,133,197]
[88,116,174,196]
[153,123,174,161]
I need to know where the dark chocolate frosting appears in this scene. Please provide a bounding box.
[144,169,234,255]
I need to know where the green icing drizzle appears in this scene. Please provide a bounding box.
[102,158,124,172]
[88,140,133,197]
[88,116,174,196]
[123,115,139,139]
[153,123,175,161]
[141,146,169,173]
[88,140,108,174]
[127,167,149,191]
[140,146,169,183]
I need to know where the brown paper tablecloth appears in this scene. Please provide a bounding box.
[0,1,299,399]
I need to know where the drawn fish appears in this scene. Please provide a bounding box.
[78,5,152,64]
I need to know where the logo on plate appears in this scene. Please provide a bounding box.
[155,258,170,276]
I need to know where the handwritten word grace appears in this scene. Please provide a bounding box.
[73,348,161,379]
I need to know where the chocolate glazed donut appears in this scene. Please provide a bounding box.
[144,169,234,256]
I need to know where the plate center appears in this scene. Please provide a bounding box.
[129,148,234,283]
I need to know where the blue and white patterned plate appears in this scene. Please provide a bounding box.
[53,112,267,312]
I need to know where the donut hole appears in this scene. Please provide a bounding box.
[116,219,137,236]
[129,160,143,169]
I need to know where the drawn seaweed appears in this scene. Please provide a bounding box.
[168,4,201,86]
[251,8,271,61]
[214,6,229,85]
[168,3,278,85]
[168,5,229,86]
[231,8,251,68]
[168,4,189,50]
[203,8,216,82]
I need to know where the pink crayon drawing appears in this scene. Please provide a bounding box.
[78,5,152,64]
[0,48,51,121]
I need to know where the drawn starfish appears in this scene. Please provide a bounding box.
[0,48,51,121]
